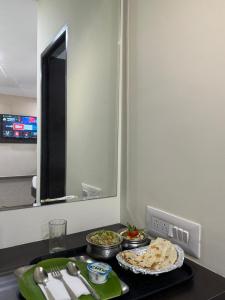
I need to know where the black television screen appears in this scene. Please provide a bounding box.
[0,114,37,143]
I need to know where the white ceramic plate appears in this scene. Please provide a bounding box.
[116,244,184,275]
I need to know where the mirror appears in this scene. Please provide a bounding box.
[0,0,121,209]
[0,0,37,210]
[39,0,121,203]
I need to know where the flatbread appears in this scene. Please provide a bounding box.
[121,237,178,271]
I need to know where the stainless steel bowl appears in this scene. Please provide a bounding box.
[118,228,150,250]
[86,230,123,260]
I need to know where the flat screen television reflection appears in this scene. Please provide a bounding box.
[0,114,37,143]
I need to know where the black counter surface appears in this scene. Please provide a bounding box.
[0,223,225,300]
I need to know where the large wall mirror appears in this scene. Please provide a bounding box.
[0,0,122,210]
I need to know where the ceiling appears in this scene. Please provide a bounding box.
[0,0,37,98]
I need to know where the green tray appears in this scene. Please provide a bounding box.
[19,258,122,300]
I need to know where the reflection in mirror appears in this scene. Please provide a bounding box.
[66,0,120,201]
[39,0,121,203]
[0,0,37,210]
[41,30,66,200]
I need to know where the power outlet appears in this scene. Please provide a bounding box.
[146,206,201,258]
[152,216,170,235]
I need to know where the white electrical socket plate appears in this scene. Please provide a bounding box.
[146,206,201,258]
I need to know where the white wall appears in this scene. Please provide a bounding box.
[64,0,120,199]
[0,94,37,177]
[0,0,121,248]
[121,0,225,277]
[0,198,120,248]
[0,94,37,207]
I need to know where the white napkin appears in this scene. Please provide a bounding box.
[38,269,90,300]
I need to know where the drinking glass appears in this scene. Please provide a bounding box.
[49,219,67,253]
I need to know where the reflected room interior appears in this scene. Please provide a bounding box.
[0,0,120,209]
[41,30,66,202]
[0,0,37,209]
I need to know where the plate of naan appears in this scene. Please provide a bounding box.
[116,237,184,275]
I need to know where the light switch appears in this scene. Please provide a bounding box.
[183,230,189,244]
[168,224,174,237]
[177,228,183,241]
[172,226,178,239]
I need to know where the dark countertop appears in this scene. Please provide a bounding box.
[0,223,225,300]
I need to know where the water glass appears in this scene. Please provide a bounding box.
[49,219,67,253]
